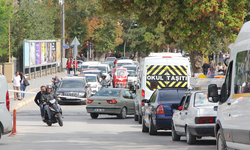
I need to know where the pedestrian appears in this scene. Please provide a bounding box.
[66,58,72,74]
[72,58,78,75]
[20,72,28,99]
[216,61,224,73]
[209,59,216,74]
[34,85,46,121]
[12,71,21,100]
[202,61,209,75]
[81,54,85,61]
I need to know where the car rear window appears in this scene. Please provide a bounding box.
[95,90,121,97]
[124,67,136,71]
[159,90,186,101]
[194,92,217,107]
[82,71,101,77]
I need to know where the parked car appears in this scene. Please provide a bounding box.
[105,57,117,65]
[80,70,102,82]
[141,88,186,135]
[172,90,218,144]
[84,74,101,96]
[57,77,91,105]
[113,67,128,88]
[81,61,101,70]
[0,75,12,140]
[86,88,135,119]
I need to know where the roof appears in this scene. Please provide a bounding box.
[82,61,101,65]
[84,74,98,77]
[82,70,101,72]
[64,77,85,80]
[122,65,137,67]
[89,64,108,67]
[117,59,133,63]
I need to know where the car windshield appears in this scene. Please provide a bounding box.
[115,69,127,76]
[81,65,89,69]
[117,63,132,67]
[60,80,84,88]
[134,62,139,66]
[81,71,101,77]
[128,71,136,77]
[124,67,136,71]
[194,92,218,107]
[97,66,107,73]
[86,76,97,82]
[159,90,186,101]
[106,57,116,61]
[95,89,121,97]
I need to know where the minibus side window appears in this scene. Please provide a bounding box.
[220,61,232,103]
[234,51,250,94]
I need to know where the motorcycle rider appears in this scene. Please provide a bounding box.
[41,85,60,122]
[34,85,46,121]
[100,75,109,88]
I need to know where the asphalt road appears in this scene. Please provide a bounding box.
[0,100,216,150]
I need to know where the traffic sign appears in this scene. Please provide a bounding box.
[70,37,80,57]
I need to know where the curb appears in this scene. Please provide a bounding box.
[10,96,35,112]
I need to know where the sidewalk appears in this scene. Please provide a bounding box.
[8,71,68,113]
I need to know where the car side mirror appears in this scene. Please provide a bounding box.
[142,99,149,103]
[208,84,219,102]
[178,106,183,111]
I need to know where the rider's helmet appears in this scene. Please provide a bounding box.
[46,85,52,89]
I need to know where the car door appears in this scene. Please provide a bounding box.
[122,90,135,114]
[174,95,187,133]
[144,91,157,126]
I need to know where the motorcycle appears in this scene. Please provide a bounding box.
[43,99,63,126]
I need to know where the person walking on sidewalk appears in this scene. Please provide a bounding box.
[202,61,209,75]
[72,58,78,75]
[209,59,216,74]
[12,71,21,100]
[66,58,72,74]
[34,85,46,121]
[20,72,28,99]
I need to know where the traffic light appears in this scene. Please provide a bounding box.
[86,41,89,51]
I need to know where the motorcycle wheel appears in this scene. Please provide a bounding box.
[47,122,52,126]
[58,116,63,127]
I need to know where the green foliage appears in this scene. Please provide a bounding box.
[10,0,56,57]
[0,0,13,58]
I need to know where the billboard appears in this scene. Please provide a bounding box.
[23,40,61,67]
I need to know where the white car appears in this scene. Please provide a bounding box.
[172,90,218,144]
[127,70,138,88]
[88,64,112,86]
[116,59,134,67]
[81,61,101,70]
[0,75,12,139]
[84,74,101,95]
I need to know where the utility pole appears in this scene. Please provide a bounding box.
[59,0,63,71]
[62,1,65,58]
[9,20,10,62]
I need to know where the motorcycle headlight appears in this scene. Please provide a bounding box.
[91,84,97,88]
[78,92,85,97]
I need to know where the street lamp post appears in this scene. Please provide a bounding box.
[124,20,135,57]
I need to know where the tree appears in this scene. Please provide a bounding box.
[101,0,247,73]
[0,0,13,60]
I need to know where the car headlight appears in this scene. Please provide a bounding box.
[78,92,85,97]
[91,84,97,88]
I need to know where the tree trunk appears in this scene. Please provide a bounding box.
[189,50,203,76]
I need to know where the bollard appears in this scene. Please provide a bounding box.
[8,109,17,137]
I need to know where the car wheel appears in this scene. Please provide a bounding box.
[217,128,227,150]
[142,117,149,132]
[186,126,196,144]
[134,114,138,121]
[117,107,127,119]
[149,119,157,135]
[90,113,99,119]
[138,114,142,124]
[172,123,180,141]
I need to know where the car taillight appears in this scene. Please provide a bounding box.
[87,99,94,104]
[106,100,117,104]
[6,91,10,111]
[195,117,215,124]
[156,104,164,114]
[142,89,145,98]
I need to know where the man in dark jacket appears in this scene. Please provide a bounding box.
[41,85,58,122]
[34,85,46,120]
[202,61,210,75]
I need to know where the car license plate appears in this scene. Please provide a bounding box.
[94,109,105,112]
